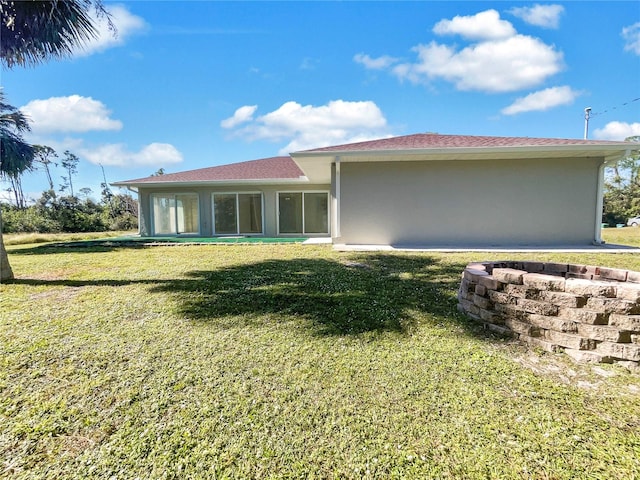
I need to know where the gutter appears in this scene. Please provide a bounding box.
[293,143,633,160]
[110,177,311,189]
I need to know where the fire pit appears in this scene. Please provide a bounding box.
[458,261,640,368]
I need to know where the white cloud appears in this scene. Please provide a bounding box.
[394,34,563,92]
[501,86,581,115]
[358,9,564,93]
[21,95,123,133]
[79,142,183,167]
[593,121,640,141]
[433,9,516,40]
[353,53,399,70]
[222,100,391,153]
[75,4,147,57]
[622,22,640,55]
[509,4,564,29]
[300,57,319,70]
[220,105,258,129]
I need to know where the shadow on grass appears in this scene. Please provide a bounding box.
[148,254,469,336]
[7,237,308,255]
[7,242,153,255]
[10,278,165,288]
[9,252,473,337]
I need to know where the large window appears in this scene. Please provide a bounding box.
[278,192,329,235]
[213,193,263,235]
[152,194,199,235]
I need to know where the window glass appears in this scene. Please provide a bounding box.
[176,194,199,234]
[152,194,199,235]
[153,195,175,235]
[279,192,303,234]
[238,193,263,234]
[214,193,237,234]
[214,193,263,235]
[304,193,328,234]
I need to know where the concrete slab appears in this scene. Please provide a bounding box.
[302,237,332,244]
[333,243,640,253]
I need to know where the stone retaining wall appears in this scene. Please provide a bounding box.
[457,261,640,368]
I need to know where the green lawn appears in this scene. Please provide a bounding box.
[1,238,639,478]
[602,224,640,247]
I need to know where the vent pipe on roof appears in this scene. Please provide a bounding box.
[584,107,592,139]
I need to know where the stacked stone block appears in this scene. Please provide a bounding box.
[457,261,640,368]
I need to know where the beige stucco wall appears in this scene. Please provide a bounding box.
[137,184,330,237]
[337,157,601,246]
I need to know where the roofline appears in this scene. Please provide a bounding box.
[111,177,311,188]
[292,143,633,160]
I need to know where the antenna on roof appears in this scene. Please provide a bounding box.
[583,107,592,139]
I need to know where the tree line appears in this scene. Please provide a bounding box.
[602,136,640,226]
[2,137,138,233]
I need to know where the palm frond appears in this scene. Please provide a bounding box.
[0,130,34,178]
[1,0,113,68]
[0,90,34,178]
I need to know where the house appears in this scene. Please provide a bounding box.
[112,133,633,247]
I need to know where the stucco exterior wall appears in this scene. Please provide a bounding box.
[137,184,330,237]
[337,157,601,246]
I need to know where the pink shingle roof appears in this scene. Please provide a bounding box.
[299,133,631,153]
[114,156,304,185]
[114,133,634,187]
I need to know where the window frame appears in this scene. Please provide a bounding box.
[212,192,265,236]
[277,190,330,236]
[151,192,200,236]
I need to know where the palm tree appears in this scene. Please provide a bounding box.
[0,91,34,281]
[1,0,112,68]
[0,0,113,281]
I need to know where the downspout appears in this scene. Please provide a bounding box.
[594,150,630,245]
[594,160,606,244]
[334,156,341,239]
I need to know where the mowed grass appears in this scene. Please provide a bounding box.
[602,225,640,247]
[1,239,640,478]
[3,231,136,246]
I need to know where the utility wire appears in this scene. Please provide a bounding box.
[589,96,640,117]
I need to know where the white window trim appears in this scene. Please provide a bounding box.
[276,190,330,236]
[150,192,201,236]
[212,192,265,236]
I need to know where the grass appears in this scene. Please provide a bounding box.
[1,236,639,478]
[3,231,136,246]
[602,225,640,247]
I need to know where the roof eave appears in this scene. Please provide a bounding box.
[292,143,633,160]
[110,177,311,189]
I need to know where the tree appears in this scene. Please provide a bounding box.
[33,145,58,191]
[0,91,34,280]
[60,150,79,197]
[7,172,26,208]
[603,136,640,226]
[1,0,112,68]
[79,187,93,201]
[0,0,113,281]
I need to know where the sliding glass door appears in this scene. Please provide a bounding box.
[278,192,329,235]
[213,193,263,235]
[278,192,303,234]
[152,193,199,235]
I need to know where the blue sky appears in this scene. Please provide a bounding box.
[2,1,639,202]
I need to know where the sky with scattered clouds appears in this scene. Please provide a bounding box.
[2,1,639,201]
